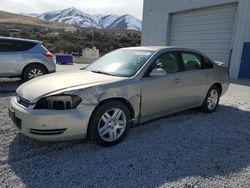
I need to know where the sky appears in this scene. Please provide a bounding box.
[0,0,144,19]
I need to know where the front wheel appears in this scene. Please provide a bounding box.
[89,101,131,147]
[200,85,220,113]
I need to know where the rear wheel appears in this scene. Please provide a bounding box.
[89,101,131,147]
[200,85,220,113]
[23,64,47,81]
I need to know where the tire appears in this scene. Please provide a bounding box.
[200,85,220,113]
[22,64,47,81]
[89,101,131,147]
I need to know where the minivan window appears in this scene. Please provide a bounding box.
[0,40,15,52]
[0,39,37,52]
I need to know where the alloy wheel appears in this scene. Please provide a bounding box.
[28,69,43,79]
[207,89,219,111]
[98,108,127,142]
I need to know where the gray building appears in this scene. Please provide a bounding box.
[142,0,250,79]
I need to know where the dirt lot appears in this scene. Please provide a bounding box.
[0,81,250,188]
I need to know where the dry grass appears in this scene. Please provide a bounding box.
[0,10,76,31]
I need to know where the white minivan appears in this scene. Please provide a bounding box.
[0,37,56,81]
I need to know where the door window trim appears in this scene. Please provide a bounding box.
[143,51,182,78]
[178,51,213,72]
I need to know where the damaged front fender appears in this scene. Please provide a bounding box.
[71,80,141,123]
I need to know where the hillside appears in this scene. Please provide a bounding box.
[0,10,141,54]
[0,10,76,31]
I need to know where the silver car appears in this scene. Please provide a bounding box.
[0,37,56,81]
[9,46,229,146]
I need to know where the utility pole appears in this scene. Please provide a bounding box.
[91,30,94,48]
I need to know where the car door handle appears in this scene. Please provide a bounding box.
[174,78,183,84]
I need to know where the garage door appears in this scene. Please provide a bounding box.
[169,3,237,65]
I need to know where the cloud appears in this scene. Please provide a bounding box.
[0,0,143,19]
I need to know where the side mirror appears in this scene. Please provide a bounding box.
[149,68,167,77]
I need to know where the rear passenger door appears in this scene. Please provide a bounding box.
[0,39,36,77]
[0,39,22,76]
[178,51,213,107]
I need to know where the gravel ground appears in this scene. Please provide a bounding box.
[0,81,250,188]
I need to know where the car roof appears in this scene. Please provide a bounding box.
[122,46,166,51]
[122,46,201,53]
[0,36,41,44]
[121,46,214,62]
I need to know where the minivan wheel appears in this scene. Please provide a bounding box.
[200,85,220,113]
[89,101,131,147]
[23,64,47,81]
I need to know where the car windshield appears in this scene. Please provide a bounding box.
[86,49,154,77]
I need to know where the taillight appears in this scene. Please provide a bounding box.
[44,52,53,59]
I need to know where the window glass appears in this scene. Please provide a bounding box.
[0,39,36,52]
[16,41,37,51]
[202,57,213,69]
[87,49,153,77]
[151,53,179,74]
[0,40,15,52]
[181,53,202,71]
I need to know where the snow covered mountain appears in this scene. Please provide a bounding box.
[38,8,100,28]
[106,14,142,31]
[96,14,142,31]
[95,14,120,28]
[23,7,142,31]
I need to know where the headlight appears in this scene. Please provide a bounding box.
[34,95,82,110]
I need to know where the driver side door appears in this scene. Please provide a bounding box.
[140,51,185,121]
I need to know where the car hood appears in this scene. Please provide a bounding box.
[17,70,125,102]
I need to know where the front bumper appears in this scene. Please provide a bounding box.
[9,96,95,141]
